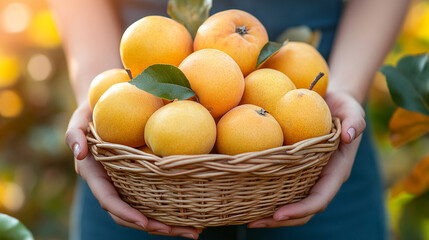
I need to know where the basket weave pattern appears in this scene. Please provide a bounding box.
[87,118,341,228]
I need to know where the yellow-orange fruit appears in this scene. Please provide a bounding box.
[194,10,268,76]
[93,83,163,147]
[120,16,193,77]
[88,69,130,110]
[145,100,216,157]
[138,145,154,155]
[240,68,296,113]
[272,89,332,145]
[179,49,244,119]
[216,104,283,155]
[262,42,329,96]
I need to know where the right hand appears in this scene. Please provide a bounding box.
[65,101,201,239]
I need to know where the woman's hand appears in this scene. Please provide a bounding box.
[248,91,366,228]
[65,101,200,239]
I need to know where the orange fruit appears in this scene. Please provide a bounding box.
[145,100,216,156]
[263,41,329,96]
[93,83,163,147]
[88,69,130,110]
[179,49,244,119]
[272,89,332,145]
[120,16,193,77]
[194,10,268,76]
[216,104,283,155]
[240,68,296,113]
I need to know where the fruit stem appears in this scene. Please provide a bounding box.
[236,26,248,35]
[309,72,325,90]
[126,69,133,79]
[256,108,268,116]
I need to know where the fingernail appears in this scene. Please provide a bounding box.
[347,128,355,141]
[251,223,267,228]
[156,229,170,234]
[135,221,147,230]
[73,143,80,158]
[181,233,196,239]
[277,215,289,221]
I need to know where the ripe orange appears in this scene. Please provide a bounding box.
[194,10,268,76]
[93,83,163,147]
[120,16,193,77]
[179,49,244,119]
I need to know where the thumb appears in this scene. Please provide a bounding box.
[338,110,366,144]
[65,102,92,160]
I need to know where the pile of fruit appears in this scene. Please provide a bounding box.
[88,8,332,157]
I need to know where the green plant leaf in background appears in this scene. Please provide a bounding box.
[0,214,34,240]
[167,0,212,38]
[276,25,322,49]
[256,41,285,69]
[129,64,195,101]
[399,190,429,240]
[380,53,429,115]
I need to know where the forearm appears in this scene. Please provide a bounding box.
[328,0,410,104]
[48,0,123,105]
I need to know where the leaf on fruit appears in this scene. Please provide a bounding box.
[380,53,429,115]
[276,25,322,49]
[129,64,195,101]
[398,189,429,240]
[167,0,212,38]
[256,41,285,69]
[0,214,34,240]
[389,108,429,148]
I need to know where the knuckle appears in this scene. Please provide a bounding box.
[64,130,72,145]
[99,201,109,212]
[343,169,352,183]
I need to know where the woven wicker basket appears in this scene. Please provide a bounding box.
[87,117,341,228]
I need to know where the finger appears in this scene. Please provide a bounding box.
[149,226,199,239]
[109,213,146,230]
[248,215,313,228]
[78,156,152,230]
[65,102,92,160]
[331,98,366,144]
[108,212,176,235]
[272,155,350,220]
[339,111,366,144]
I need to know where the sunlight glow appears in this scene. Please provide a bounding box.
[27,53,53,81]
[0,182,25,212]
[1,3,31,33]
[0,55,20,88]
[0,90,23,118]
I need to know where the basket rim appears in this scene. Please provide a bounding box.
[87,117,341,164]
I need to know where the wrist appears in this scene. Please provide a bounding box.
[326,84,366,105]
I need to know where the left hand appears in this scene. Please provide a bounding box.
[248,91,366,228]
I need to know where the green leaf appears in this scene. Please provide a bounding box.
[397,54,429,104]
[167,0,212,38]
[129,64,195,101]
[399,190,429,240]
[0,214,34,240]
[380,53,429,115]
[256,41,284,69]
[276,26,322,49]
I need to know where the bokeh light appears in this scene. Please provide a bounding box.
[0,54,20,88]
[0,90,23,118]
[0,181,25,212]
[27,53,53,81]
[1,2,31,33]
[28,10,60,48]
